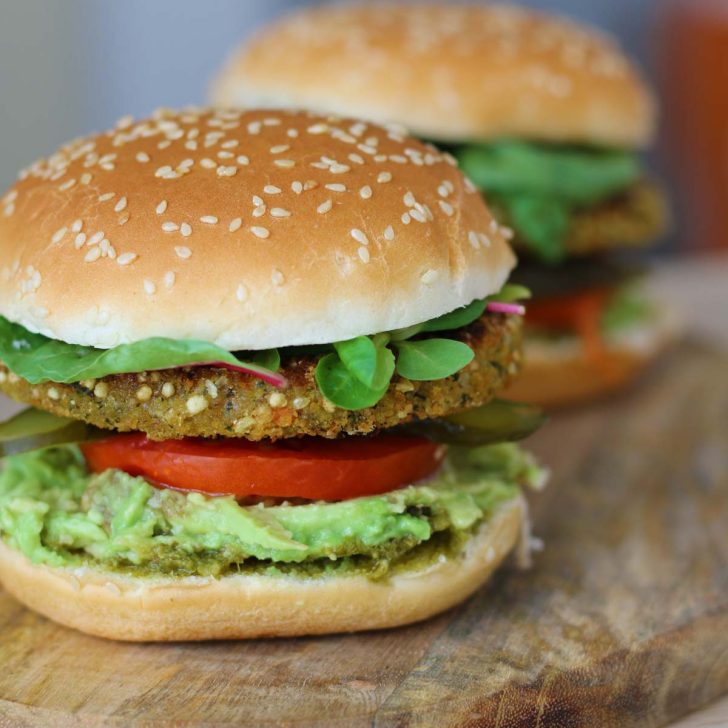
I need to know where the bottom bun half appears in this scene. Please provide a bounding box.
[0,496,524,642]
[506,309,679,408]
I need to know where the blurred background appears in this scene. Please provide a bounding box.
[1,0,727,255]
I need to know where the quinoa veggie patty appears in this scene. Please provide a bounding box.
[501,179,667,258]
[0,313,521,441]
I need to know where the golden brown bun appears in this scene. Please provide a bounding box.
[0,497,524,641]
[212,4,655,148]
[506,312,678,407]
[0,108,514,350]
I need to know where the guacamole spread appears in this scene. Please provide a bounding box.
[0,444,543,580]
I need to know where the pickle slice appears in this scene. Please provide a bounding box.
[402,399,546,445]
[0,407,105,457]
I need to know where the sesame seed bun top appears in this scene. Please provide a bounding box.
[0,108,515,350]
[211,3,656,148]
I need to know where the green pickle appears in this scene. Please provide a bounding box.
[402,399,546,446]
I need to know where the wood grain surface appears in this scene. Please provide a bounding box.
[0,256,726,728]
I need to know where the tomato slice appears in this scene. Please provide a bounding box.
[81,434,445,501]
[526,287,612,364]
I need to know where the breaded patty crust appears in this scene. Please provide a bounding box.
[0,314,521,441]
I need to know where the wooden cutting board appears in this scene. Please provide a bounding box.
[0,341,726,728]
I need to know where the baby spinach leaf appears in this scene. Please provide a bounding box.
[0,316,279,385]
[420,299,487,333]
[502,195,569,263]
[315,353,389,410]
[393,339,474,381]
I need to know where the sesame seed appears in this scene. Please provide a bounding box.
[317,199,333,214]
[217,165,238,177]
[163,271,175,288]
[84,247,101,263]
[269,392,287,408]
[74,233,86,249]
[349,153,365,165]
[117,252,137,266]
[358,246,370,263]
[136,152,150,163]
[162,222,179,232]
[236,283,247,302]
[291,180,303,194]
[410,209,426,223]
[250,226,270,239]
[252,195,264,207]
[186,395,208,415]
[143,279,156,295]
[403,191,416,207]
[247,121,262,134]
[439,200,454,216]
[175,246,192,259]
[94,382,109,399]
[98,192,115,202]
[307,123,328,134]
[156,200,167,215]
[162,382,175,398]
[136,385,152,401]
[359,185,372,199]
[252,206,266,218]
[263,185,281,194]
[222,139,238,149]
[59,178,76,191]
[200,215,218,225]
[401,212,411,225]
[200,158,217,169]
[51,227,67,244]
[478,233,492,247]
[155,166,173,178]
[350,228,369,245]
[237,155,249,165]
[468,231,480,249]
[88,231,103,246]
[270,144,290,154]
[274,159,295,168]
[80,173,92,185]
[377,172,392,183]
[325,183,346,192]
[228,217,242,232]
[114,196,127,213]
[270,208,291,218]
[70,219,83,233]
[271,269,284,286]
[384,225,394,241]
[421,269,439,284]
[217,151,234,159]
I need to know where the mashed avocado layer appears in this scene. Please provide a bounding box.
[0,444,543,579]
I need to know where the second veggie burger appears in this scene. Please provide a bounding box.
[213,2,674,406]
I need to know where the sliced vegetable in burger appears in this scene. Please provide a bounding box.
[0,107,546,642]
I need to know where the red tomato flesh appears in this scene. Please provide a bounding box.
[81,434,445,501]
[526,287,611,363]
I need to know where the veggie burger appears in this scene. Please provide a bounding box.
[212,2,674,407]
[0,107,545,640]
